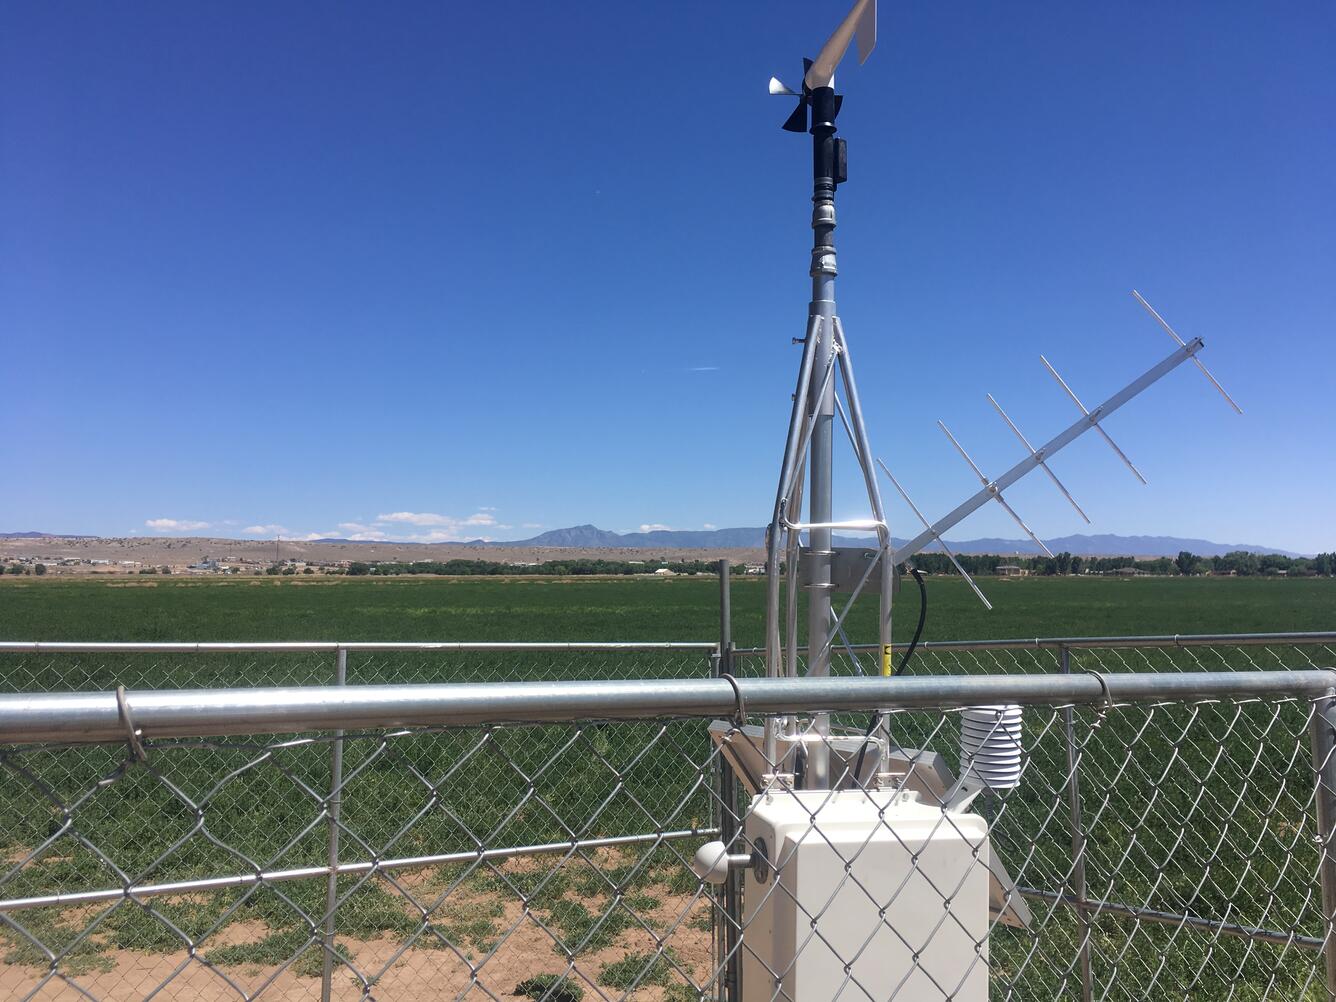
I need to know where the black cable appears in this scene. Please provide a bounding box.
[850,565,927,786]
[894,566,929,678]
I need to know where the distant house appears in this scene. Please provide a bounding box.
[653,568,676,576]
[997,565,1028,577]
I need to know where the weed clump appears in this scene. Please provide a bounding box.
[514,973,585,1002]
[597,949,676,989]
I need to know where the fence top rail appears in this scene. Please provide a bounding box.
[0,641,720,654]
[2,631,1330,656]
[732,631,1336,656]
[1,670,1332,746]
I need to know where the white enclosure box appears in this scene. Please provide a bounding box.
[742,789,990,1002]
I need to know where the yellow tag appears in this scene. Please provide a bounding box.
[881,644,893,677]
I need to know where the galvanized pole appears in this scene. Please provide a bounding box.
[1309,685,1336,1001]
[804,84,841,790]
[719,559,733,655]
[321,647,347,1002]
[1062,646,1094,1002]
[716,559,740,1002]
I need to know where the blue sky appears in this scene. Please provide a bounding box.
[3,2,1332,552]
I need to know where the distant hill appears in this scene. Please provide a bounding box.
[480,524,768,549]
[471,525,1303,558]
[0,531,89,539]
[5,527,1306,558]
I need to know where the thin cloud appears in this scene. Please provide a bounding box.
[145,518,210,532]
[338,522,390,540]
[688,365,720,372]
[243,524,289,536]
[376,511,498,528]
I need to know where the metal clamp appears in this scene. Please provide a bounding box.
[115,685,147,763]
[720,674,747,726]
[1085,670,1114,711]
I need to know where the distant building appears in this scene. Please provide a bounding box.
[997,565,1028,577]
[653,568,676,576]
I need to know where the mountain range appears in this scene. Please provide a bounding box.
[459,525,1303,558]
[1,527,1305,557]
[0,531,89,540]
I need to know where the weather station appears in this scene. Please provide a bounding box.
[691,1,1240,999]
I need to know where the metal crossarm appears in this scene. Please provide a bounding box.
[937,420,1054,557]
[986,392,1092,523]
[1132,290,1243,414]
[879,460,993,611]
[1041,355,1148,484]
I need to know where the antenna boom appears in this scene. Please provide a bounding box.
[891,338,1206,565]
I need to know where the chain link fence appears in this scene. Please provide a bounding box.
[0,643,718,694]
[731,633,1336,681]
[0,637,1333,1000]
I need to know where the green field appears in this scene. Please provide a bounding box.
[0,575,1332,998]
[2,573,1333,645]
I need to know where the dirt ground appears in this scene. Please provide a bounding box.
[0,852,715,1001]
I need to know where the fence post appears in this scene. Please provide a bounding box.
[716,559,741,1002]
[1062,645,1094,1002]
[1309,685,1336,1001]
[321,647,347,1002]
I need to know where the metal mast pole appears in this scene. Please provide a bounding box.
[804,85,842,789]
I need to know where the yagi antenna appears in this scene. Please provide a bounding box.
[889,325,1241,579]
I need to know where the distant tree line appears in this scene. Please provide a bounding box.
[333,551,1334,580]
[909,550,1336,577]
[345,559,746,577]
[3,564,46,575]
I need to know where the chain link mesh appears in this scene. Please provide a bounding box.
[0,648,715,694]
[731,637,1336,681]
[0,640,1332,1000]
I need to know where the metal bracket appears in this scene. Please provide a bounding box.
[115,685,147,763]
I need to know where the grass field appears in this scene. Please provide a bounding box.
[2,573,1333,645]
[0,575,1332,999]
